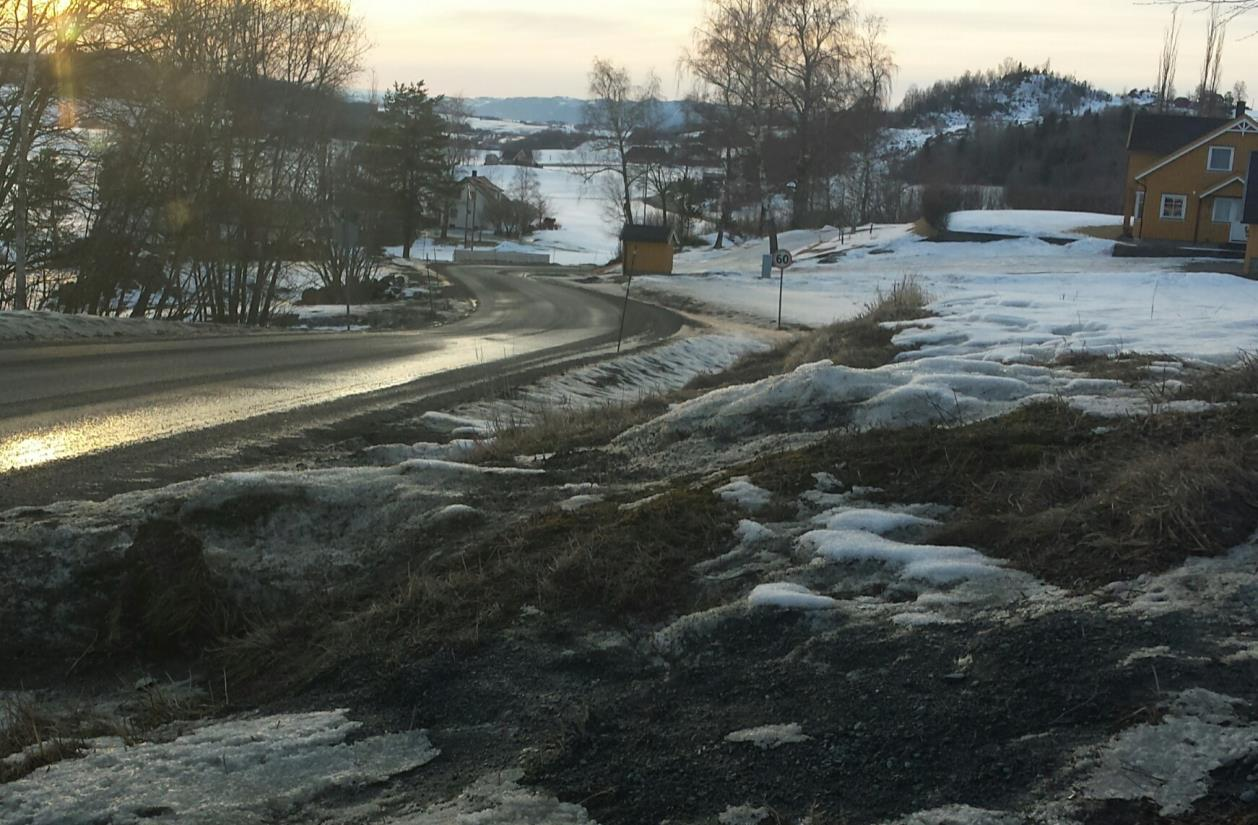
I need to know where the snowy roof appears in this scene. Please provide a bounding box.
[1127,113,1229,155]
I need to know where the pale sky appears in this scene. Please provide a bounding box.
[361,1,1258,102]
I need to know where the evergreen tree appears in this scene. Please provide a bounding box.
[367,82,449,259]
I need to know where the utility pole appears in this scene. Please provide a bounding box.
[13,0,36,311]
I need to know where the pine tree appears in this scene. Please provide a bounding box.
[367,82,449,259]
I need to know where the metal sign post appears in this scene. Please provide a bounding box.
[772,249,793,330]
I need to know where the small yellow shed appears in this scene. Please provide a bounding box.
[620,225,676,275]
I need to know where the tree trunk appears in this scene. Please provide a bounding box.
[12,0,37,311]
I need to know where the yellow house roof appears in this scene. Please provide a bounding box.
[1133,116,1258,180]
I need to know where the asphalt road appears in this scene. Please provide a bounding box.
[0,266,685,509]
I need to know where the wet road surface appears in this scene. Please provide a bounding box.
[0,266,685,508]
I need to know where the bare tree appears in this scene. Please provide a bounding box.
[1,0,114,310]
[508,165,547,238]
[1197,4,1227,115]
[765,0,859,224]
[850,12,896,227]
[584,58,661,227]
[686,0,781,235]
[1155,7,1182,111]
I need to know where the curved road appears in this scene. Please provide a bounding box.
[0,265,685,508]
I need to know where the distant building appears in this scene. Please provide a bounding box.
[449,172,510,234]
[510,149,539,167]
[620,224,676,275]
[1124,102,1258,246]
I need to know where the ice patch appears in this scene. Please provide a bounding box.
[718,805,772,825]
[387,770,595,824]
[748,582,837,611]
[879,805,1020,824]
[1082,688,1258,815]
[2,710,438,825]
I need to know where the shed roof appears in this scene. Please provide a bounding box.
[1127,113,1230,154]
[1243,152,1258,224]
[620,224,674,243]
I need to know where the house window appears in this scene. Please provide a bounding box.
[1133,191,1145,222]
[1212,197,1241,223]
[1207,146,1235,172]
[1160,194,1187,221]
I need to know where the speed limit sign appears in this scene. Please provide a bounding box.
[772,250,793,269]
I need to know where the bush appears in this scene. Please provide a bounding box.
[920,185,964,231]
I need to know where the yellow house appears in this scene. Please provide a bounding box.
[1126,105,1258,246]
[620,225,675,275]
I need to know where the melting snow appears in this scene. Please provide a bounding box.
[2,710,438,825]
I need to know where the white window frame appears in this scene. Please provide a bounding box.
[1207,145,1235,172]
[1212,197,1241,224]
[1133,191,1146,222]
[1160,194,1187,222]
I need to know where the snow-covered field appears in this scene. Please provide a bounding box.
[643,212,1258,365]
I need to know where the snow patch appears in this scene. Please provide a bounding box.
[724,722,812,749]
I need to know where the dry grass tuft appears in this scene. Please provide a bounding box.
[108,520,241,657]
[784,274,930,370]
[473,397,669,464]
[1178,351,1258,402]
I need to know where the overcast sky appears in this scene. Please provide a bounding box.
[362,1,1257,102]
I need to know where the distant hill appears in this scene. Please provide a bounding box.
[896,62,1138,131]
[465,96,687,129]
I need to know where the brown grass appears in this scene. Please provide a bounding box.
[220,486,738,699]
[1,683,212,783]
[1071,224,1123,240]
[473,397,669,464]
[783,274,930,370]
[1177,351,1258,402]
[745,399,1258,589]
